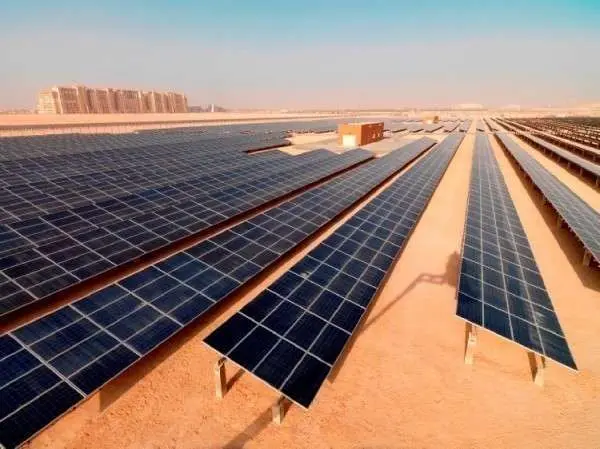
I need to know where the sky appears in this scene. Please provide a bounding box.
[1,0,599,109]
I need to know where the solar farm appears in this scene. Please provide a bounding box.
[0,117,599,449]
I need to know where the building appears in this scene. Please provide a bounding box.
[338,122,384,147]
[54,86,81,114]
[167,92,188,113]
[115,89,142,113]
[36,89,59,114]
[36,85,189,114]
[86,88,113,114]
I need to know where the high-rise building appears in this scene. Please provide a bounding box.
[147,91,165,113]
[36,85,189,114]
[167,92,188,113]
[55,86,81,114]
[36,89,59,114]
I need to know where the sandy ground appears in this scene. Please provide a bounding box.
[20,127,600,449]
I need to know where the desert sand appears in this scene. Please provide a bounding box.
[21,123,600,449]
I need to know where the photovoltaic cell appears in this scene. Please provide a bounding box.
[0,137,437,449]
[204,133,465,408]
[496,132,600,266]
[516,132,600,180]
[456,133,576,370]
[0,148,373,316]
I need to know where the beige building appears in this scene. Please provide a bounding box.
[167,92,188,113]
[36,85,189,114]
[36,89,59,114]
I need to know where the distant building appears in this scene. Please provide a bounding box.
[36,89,59,114]
[36,85,188,114]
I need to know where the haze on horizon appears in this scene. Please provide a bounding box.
[1,0,599,110]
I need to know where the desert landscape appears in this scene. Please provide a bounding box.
[1,1,599,448]
[0,116,598,449]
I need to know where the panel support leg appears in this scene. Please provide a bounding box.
[272,396,286,425]
[582,250,592,267]
[464,323,477,365]
[215,357,227,399]
[530,352,545,387]
[556,216,563,228]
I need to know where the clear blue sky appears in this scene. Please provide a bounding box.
[1,0,599,109]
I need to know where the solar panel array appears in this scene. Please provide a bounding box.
[422,124,443,133]
[456,133,576,370]
[507,117,600,153]
[0,129,288,162]
[503,119,600,161]
[459,120,472,132]
[443,122,460,133]
[1,148,372,316]
[0,137,437,449]
[485,119,500,132]
[0,118,351,162]
[0,142,291,220]
[496,132,600,265]
[517,132,600,181]
[204,133,465,408]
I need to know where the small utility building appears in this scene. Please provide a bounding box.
[338,122,384,147]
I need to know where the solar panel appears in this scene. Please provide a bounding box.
[0,118,346,162]
[503,119,600,160]
[1,149,372,316]
[0,143,298,222]
[204,133,465,408]
[0,137,437,449]
[516,132,600,182]
[457,133,577,369]
[496,132,600,266]
[458,120,472,133]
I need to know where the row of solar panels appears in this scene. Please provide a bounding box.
[493,120,600,185]
[0,136,442,449]
[0,132,291,190]
[475,121,487,132]
[0,119,348,161]
[500,119,600,161]
[516,132,600,182]
[485,118,500,132]
[457,134,576,370]
[495,132,600,266]
[0,148,373,317]
[458,120,472,132]
[0,130,591,448]
[510,118,600,150]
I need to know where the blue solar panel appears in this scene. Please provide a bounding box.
[456,133,577,370]
[0,137,437,449]
[0,149,372,316]
[204,133,465,408]
[496,132,600,266]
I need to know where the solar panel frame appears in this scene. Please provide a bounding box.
[1,149,373,317]
[495,132,600,266]
[456,133,577,370]
[0,137,438,449]
[204,133,465,409]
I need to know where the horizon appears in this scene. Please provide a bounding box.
[1,0,599,110]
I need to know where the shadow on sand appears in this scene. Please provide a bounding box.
[328,251,460,382]
[222,399,291,449]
